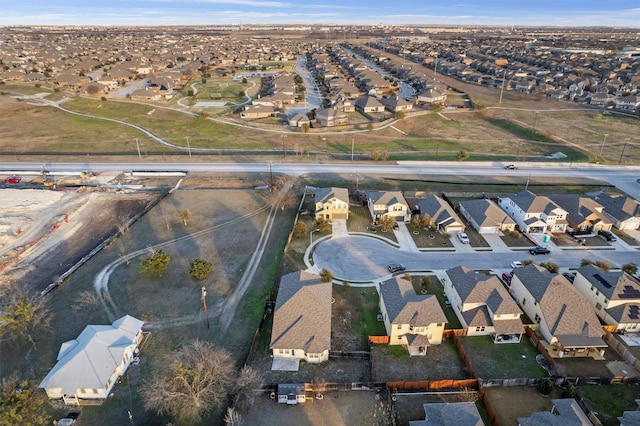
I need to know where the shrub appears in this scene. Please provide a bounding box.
[293,222,307,238]
[537,379,553,395]
[189,258,213,280]
[319,268,333,282]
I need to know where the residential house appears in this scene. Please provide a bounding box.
[573,264,640,333]
[240,104,274,119]
[615,95,640,112]
[548,194,612,234]
[618,400,640,426]
[459,199,516,234]
[444,266,524,343]
[378,277,447,356]
[288,113,310,128]
[379,96,413,113]
[366,191,411,223]
[315,107,348,127]
[592,193,640,230]
[355,95,385,113]
[510,264,606,358]
[276,383,308,405]
[518,399,592,426]
[409,402,483,426]
[314,187,350,221]
[415,194,465,234]
[270,271,332,365]
[498,190,568,234]
[130,87,161,101]
[39,315,144,405]
[417,86,447,104]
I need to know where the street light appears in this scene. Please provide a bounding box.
[310,228,320,245]
[201,286,209,329]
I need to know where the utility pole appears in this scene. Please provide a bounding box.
[618,140,629,164]
[599,133,609,158]
[499,68,507,104]
[351,136,354,161]
[201,286,209,329]
[135,138,141,161]
[269,161,273,189]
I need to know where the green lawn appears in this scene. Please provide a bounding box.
[459,335,548,379]
[578,384,640,426]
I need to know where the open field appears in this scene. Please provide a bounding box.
[2,79,638,164]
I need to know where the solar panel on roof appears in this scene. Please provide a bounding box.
[594,274,612,289]
[619,285,640,299]
[629,305,639,320]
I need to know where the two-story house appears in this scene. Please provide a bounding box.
[573,264,640,333]
[314,187,349,221]
[444,266,524,343]
[366,191,411,223]
[510,264,606,358]
[270,271,332,367]
[378,276,447,356]
[592,193,640,230]
[548,194,612,234]
[498,190,568,234]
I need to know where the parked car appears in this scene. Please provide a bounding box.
[502,272,513,284]
[388,263,406,273]
[529,246,551,255]
[562,272,576,283]
[57,413,80,426]
[3,175,21,183]
[392,222,399,230]
[457,232,470,244]
[598,230,617,242]
[510,261,524,268]
[504,164,518,170]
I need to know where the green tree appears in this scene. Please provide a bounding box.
[140,248,170,277]
[537,378,553,395]
[293,222,307,238]
[319,268,333,282]
[0,293,51,346]
[313,217,331,233]
[379,215,395,231]
[142,340,235,424]
[0,376,48,426]
[457,150,469,161]
[622,262,638,276]
[189,258,213,280]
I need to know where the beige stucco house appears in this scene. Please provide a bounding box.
[366,191,411,223]
[315,187,349,220]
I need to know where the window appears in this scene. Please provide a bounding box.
[596,302,602,310]
[522,298,526,306]
[476,326,485,332]
[92,389,99,394]
[534,313,541,324]
[79,388,86,394]
[436,323,443,327]
[397,324,402,330]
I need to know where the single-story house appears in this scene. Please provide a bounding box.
[314,187,350,220]
[592,193,640,230]
[39,315,144,405]
[288,113,310,128]
[240,104,274,119]
[415,194,465,234]
[459,199,516,234]
[378,277,447,356]
[270,271,332,365]
[355,95,385,113]
[410,402,483,426]
[518,399,592,425]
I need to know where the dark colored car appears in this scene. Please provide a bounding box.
[529,246,551,255]
[4,175,21,183]
[388,263,406,273]
[562,272,576,283]
[501,272,513,284]
[598,230,617,242]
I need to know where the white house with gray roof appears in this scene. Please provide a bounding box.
[270,271,332,366]
[510,264,606,358]
[444,266,524,343]
[39,315,144,405]
[498,190,568,234]
[459,198,516,234]
[518,398,592,426]
[378,277,447,356]
[592,193,640,230]
[366,191,411,223]
[573,264,640,333]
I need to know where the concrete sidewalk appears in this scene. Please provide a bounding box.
[392,222,419,252]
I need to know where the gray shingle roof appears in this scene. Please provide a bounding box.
[518,399,592,426]
[409,402,483,426]
[459,198,515,229]
[593,193,640,222]
[379,277,447,326]
[315,187,349,205]
[270,271,332,353]
[417,195,463,228]
[446,266,521,316]
[577,264,640,301]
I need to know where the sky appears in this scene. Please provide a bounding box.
[0,1,639,27]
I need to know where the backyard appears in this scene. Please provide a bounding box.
[578,384,640,426]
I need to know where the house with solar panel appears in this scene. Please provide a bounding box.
[573,264,640,333]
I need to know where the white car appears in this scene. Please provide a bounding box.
[457,232,470,244]
[510,261,523,268]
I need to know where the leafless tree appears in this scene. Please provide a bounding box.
[141,340,235,424]
[233,365,264,412]
[176,210,191,226]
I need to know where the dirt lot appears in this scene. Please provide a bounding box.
[482,386,563,426]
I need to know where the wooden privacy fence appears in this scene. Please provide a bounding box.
[478,381,500,426]
[452,334,476,379]
[604,332,640,372]
[387,379,477,392]
[443,329,468,338]
[368,335,390,344]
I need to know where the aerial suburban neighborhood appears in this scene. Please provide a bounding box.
[0,13,639,426]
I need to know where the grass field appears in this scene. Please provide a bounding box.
[578,384,640,426]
